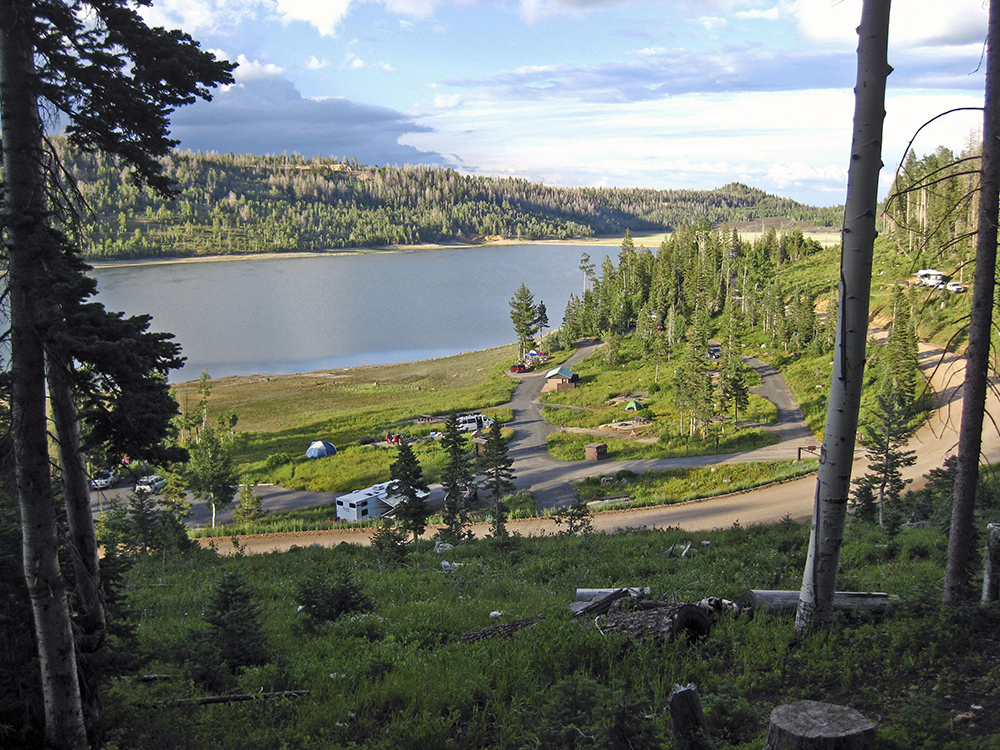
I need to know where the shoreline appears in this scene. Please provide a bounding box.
[85,225,839,270]
[86,234,660,270]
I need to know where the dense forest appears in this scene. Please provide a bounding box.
[53,142,843,260]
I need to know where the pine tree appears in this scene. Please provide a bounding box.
[439,413,475,543]
[509,283,541,358]
[885,286,919,408]
[859,382,917,527]
[0,4,232,741]
[388,441,430,543]
[478,425,516,541]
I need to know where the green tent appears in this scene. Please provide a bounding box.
[624,400,642,411]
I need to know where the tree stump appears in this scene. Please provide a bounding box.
[668,684,718,750]
[764,701,874,750]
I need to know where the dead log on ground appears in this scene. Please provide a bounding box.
[595,603,713,644]
[738,589,892,616]
[763,700,874,750]
[669,683,718,750]
[461,616,544,643]
[161,690,310,706]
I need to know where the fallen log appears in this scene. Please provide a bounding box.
[764,700,874,750]
[737,589,892,616]
[161,690,310,706]
[461,616,544,643]
[575,587,651,602]
[669,683,718,750]
[595,603,713,644]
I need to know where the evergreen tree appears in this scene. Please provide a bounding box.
[0,3,232,742]
[388,441,430,543]
[233,483,268,525]
[478,424,516,541]
[857,382,917,527]
[885,286,919,408]
[719,352,750,428]
[509,283,541,358]
[536,301,549,336]
[439,413,475,543]
[203,572,269,673]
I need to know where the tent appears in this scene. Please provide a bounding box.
[624,400,642,412]
[305,440,337,458]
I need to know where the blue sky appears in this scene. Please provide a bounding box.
[146,0,989,207]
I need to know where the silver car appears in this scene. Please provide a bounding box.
[134,475,167,494]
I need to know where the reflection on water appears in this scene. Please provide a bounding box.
[91,244,591,382]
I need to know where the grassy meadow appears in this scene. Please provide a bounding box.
[101,519,1000,749]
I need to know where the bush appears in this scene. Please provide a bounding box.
[295,568,373,625]
[264,452,291,470]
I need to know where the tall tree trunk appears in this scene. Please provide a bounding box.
[945,0,1000,604]
[0,2,89,746]
[796,0,891,636]
[48,355,107,736]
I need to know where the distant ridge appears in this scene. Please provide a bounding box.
[56,143,843,260]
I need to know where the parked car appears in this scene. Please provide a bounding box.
[135,475,167,494]
[707,344,722,359]
[510,363,531,373]
[89,469,120,490]
[946,281,966,293]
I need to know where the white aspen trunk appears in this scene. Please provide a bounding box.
[796,0,891,636]
[946,0,1000,603]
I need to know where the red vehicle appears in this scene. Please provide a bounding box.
[510,363,528,373]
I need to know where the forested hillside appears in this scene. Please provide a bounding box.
[54,143,841,260]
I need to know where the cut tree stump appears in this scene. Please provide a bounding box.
[764,700,874,750]
[738,589,892,617]
[668,684,718,750]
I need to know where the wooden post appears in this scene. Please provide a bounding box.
[764,701,874,750]
[668,684,718,750]
[983,523,1000,602]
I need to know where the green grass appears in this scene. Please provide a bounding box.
[576,460,820,508]
[547,427,780,461]
[104,520,1000,749]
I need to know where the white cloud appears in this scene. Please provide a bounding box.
[796,0,988,50]
[343,51,397,72]
[402,84,983,206]
[306,56,328,70]
[272,0,353,36]
[233,55,286,81]
[139,0,259,33]
[697,16,728,32]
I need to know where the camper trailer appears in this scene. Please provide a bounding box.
[335,481,430,522]
[915,269,944,287]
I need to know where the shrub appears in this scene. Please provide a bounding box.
[295,568,373,625]
[264,452,291,470]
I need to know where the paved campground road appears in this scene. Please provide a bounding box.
[203,330,994,554]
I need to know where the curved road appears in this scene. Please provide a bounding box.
[203,329,992,553]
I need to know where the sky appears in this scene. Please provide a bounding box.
[143,0,991,208]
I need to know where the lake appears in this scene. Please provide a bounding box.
[90,244,595,382]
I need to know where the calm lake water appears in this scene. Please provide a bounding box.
[90,244,592,383]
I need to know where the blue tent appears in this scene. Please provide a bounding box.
[305,440,337,459]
